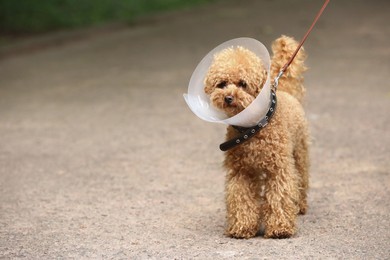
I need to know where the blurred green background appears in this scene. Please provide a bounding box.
[0,0,212,34]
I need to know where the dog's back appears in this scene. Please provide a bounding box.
[271,35,307,103]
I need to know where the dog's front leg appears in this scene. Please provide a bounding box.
[225,171,262,239]
[262,159,300,239]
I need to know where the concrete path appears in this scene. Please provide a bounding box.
[1,0,389,258]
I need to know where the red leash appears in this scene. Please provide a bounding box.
[274,0,330,88]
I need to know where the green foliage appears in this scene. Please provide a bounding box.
[0,0,211,34]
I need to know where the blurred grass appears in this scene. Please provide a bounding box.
[0,0,212,34]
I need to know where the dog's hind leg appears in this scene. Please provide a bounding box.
[294,131,310,215]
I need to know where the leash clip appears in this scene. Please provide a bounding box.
[272,70,284,91]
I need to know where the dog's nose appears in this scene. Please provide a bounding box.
[224,96,234,104]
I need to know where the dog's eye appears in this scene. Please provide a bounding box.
[238,80,247,88]
[216,81,227,89]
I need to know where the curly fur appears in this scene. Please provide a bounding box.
[204,35,309,239]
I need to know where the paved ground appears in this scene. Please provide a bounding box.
[0,0,389,259]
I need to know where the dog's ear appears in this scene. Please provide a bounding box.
[204,68,218,95]
[249,68,266,96]
[204,75,213,95]
[204,83,212,95]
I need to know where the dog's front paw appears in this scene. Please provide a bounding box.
[225,225,258,239]
[264,229,294,239]
[264,223,296,239]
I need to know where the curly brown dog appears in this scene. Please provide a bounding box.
[204,35,309,239]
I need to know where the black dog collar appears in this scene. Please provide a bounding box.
[219,90,277,151]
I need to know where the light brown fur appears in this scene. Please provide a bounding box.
[204,35,309,239]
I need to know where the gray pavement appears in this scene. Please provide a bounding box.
[0,0,389,259]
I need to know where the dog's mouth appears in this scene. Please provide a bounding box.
[210,90,255,117]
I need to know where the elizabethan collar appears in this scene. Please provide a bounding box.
[183,38,271,128]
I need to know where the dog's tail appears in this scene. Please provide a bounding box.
[271,35,307,103]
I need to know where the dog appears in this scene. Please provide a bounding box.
[204,35,309,239]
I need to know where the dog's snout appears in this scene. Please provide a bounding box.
[224,96,234,104]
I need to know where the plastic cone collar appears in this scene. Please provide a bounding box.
[183,38,271,128]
